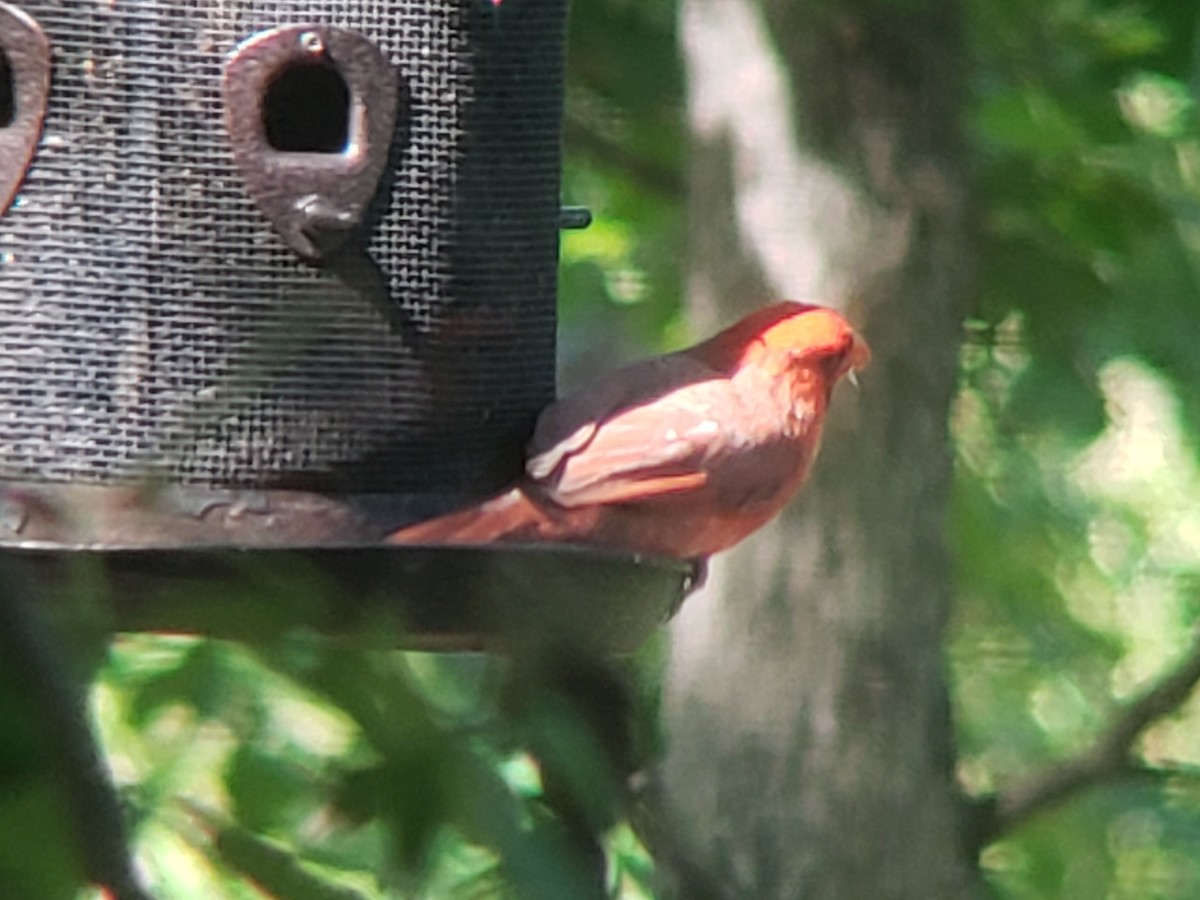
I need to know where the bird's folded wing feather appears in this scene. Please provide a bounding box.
[528,367,741,508]
[528,353,720,477]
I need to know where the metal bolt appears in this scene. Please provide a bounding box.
[299,31,325,56]
[558,206,593,230]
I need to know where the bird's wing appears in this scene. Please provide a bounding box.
[527,358,740,508]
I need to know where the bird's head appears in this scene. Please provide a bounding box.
[726,302,870,385]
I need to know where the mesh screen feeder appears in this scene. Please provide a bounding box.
[0,0,688,650]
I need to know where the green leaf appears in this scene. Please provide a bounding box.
[226,746,319,836]
[211,819,369,900]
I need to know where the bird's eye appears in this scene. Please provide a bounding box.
[817,347,851,379]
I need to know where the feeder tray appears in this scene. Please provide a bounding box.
[0,0,688,649]
[0,483,691,650]
[3,543,691,653]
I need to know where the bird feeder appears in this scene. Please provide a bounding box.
[0,0,687,649]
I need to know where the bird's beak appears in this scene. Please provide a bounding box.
[846,330,871,388]
[849,330,871,370]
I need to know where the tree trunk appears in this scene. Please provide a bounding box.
[657,0,982,896]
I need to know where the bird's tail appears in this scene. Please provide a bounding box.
[387,487,566,546]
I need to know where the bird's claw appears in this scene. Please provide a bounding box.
[668,557,709,620]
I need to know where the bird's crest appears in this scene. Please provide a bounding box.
[702,302,869,374]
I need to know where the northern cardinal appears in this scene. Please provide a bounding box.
[389,302,869,561]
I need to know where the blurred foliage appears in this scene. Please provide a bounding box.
[956,0,1200,895]
[3,0,1200,897]
[558,0,689,387]
[81,635,661,899]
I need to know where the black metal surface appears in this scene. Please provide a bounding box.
[0,0,567,495]
[223,24,398,260]
[6,544,692,652]
[0,2,49,216]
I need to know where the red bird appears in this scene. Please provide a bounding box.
[389,302,869,560]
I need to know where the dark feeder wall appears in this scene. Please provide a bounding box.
[0,0,566,497]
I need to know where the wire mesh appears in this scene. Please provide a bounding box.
[0,0,564,494]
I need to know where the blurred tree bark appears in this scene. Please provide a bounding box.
[657,0,982,896]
